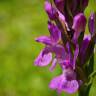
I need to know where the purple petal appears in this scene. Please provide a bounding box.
[48,21,61,43]
[88,12,96,36]
[58,11,70,31]
[49,74,65,90]
[49,71,79,94]
[63,69,79,93]
[52,45,71,69]
[45,1,58,20]
[63,68,77,80]
[62,80,79,94]
[54,0,64,13]
[79,35,91,64]
[49,58,57,72]
[52,45,65,58]
[72,13,86,41]
[73,44,79,69]
[34,48,52,66]
[35,36,52,45]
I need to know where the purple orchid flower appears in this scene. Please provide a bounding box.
[49,68,79,94]
[34,5,83,94]
[34,21,61,67]
[34,0,96,95]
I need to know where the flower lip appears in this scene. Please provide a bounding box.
[49,69,79,94]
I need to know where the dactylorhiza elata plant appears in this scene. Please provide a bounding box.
[34,0,96,96]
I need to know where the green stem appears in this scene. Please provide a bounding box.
[78,53,94,96]
[78,84,92,96]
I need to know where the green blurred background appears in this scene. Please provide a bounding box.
[0,0,96,96]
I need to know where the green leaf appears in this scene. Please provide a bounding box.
[87,53,94,76]
[78,84,92,96]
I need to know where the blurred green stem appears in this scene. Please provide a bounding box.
[78,84,92,96]
[79,53,94,96]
